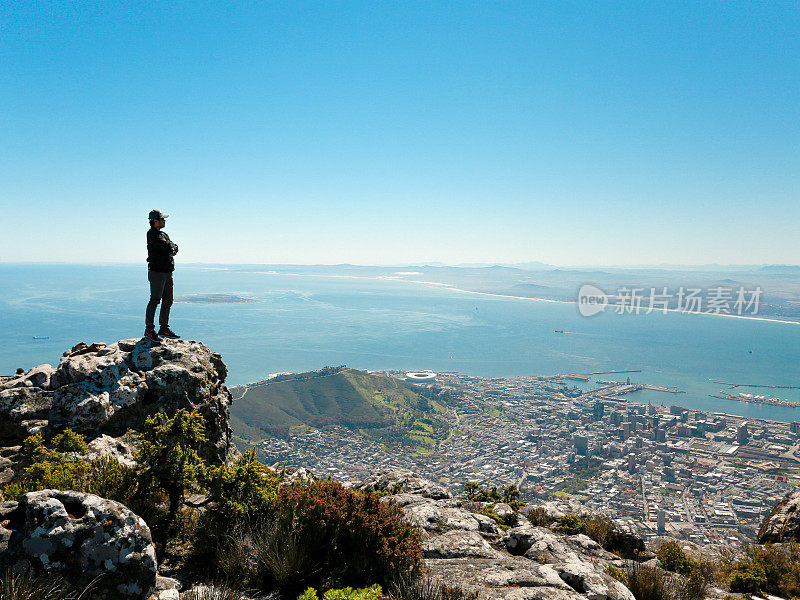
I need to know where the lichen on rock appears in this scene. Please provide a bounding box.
[0,490,157,600]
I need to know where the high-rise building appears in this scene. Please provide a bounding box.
[593,401,605,421]
[628,453,637,473]
[573,434,589,456]
[657,509,666,532]
[737,423,749,445]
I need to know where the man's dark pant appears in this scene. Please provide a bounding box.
[146,270,173,329]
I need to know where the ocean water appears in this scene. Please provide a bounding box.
[1,264,799,422]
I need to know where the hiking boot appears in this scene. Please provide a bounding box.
[143,328,161,342]
[158,326,180,339]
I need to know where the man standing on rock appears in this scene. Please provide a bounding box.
[145,210,181,341]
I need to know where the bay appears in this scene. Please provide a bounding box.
[1,264,798,422]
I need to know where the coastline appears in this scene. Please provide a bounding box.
[262,270,800,327]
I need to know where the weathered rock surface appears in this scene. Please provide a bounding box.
[758,488,800,543]
[84,433,138,467]
[371,471,635,600]
[356,467,453,499]
[522,499,647,559]
[0,490,157,600]
[0,338,234,464]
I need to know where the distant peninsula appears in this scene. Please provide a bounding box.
[174,293,258,303]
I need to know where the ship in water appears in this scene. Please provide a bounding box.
[32,336,49,340]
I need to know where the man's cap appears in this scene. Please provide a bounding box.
[148,209,169,221]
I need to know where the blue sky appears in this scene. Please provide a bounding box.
[1,1,798,265]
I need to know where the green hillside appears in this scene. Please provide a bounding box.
[230,367,451,456]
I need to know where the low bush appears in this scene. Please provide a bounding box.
[203,450,281,517]
[298,585,383,600]
[52,429,88,453]
[727,560,767,594]
[524,506,551,527]
[2,443,141,510]
[461,481,525,509]
[724,542,800,598]
[553,514,585,535]
[656,541,695,575]
[196,480,423,597]
[466,503,515,530]
[581,515,615,546]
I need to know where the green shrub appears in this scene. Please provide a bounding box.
[726,543,800,598]
[21,433,45,455]
[204,450,280,517]
[136,408,207,548]
[553,514,585,535]
[462,481,479,501]
[2,448,140,503]
[728,560,766,594]
[298,584,383,600]
[656,541,695,575]
[466,503,515,530]
[501,484,524,509]
[52,429,88,453]
[2,450,88,499]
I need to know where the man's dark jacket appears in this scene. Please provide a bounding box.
[147,227,179,273]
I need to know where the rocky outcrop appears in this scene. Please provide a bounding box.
[758,488,800,543]
[0,490,157,600]
[522,499,647,559]
[0,338,234,464]
[356,468,453,499]
[370,471,634,600]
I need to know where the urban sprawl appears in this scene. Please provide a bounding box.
[255,372,800,547]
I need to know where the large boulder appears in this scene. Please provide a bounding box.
[0,338,234,464]
[0,490,157,600]
[356,468,452,499]
[758,489,800,543]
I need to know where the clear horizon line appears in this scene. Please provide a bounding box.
[1,260,798,270]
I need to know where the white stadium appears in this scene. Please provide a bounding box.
[405,371,437,384]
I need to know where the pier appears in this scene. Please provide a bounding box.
[710,392,800,408]
[709,379,800,390]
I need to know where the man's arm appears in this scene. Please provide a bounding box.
[159,232,178,256]
[148,229,176,256]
